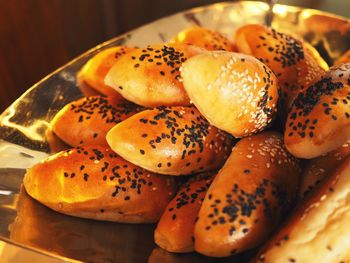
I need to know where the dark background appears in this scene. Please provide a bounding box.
[0,0,349,112]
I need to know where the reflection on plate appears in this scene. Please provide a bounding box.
[0,1,349,262]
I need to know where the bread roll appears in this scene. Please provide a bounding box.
[235,24,325,114]
[106,106,233,175]
[194,132,300,257]
[155,171,216,253]
[51,96,143,147]
[254,156,350,263]
[11,186,155,262]
[299,141,350,199]
[104,43,203,107]
[172,27,237,51]
[284,64,350,159]
[77,46,135,101]
[181,51,279,137]
[23,146,177,223]
[335,50,350,65]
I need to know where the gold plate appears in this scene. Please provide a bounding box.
[0,1,349,262]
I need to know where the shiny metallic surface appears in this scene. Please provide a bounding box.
[0,1,348,262]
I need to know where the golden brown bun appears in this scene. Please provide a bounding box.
[181,51,279,137]
[254,156,350,263]
[23,146,177,223]
[172,27,237,51]
[104,43,203,107]
[77,46,135,101]
[10,186,155,262]
[155,172,216,253]
[284,64,350,159]
[298,141,350,199]
[194,132,300,257]
[106,106,233,175]
[51,96,143,147]
[335,50,350,65]
[235,24,325,114]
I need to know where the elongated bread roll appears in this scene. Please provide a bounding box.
[51,96,143,147]
[104,43,203,107]
[155,171,216,253]
[254,156,350,263]
[172,27,237,51]
[77,46,135,101]
[284,64,350,159]
[106,106,233,175]
[298,141,350,200]
[23,146,177,223]
[235,24,325,115]
[181,51,279,137]
[194,132,300,257]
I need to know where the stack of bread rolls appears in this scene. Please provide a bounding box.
[22,24,350,262]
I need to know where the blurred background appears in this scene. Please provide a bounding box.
[0,0,349,112]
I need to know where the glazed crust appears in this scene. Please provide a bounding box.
[284,64,350,159]
[298,141,350,200]
[155,172,216,253]
[194,132,300,257]
[181,51,279,137]
[51,96,143,147]
[77,46,135,101]
[23,146,177,223]
[106,106,233,175]
[235,24,325,115]
[172,27,237,51]
[104,43,203,107]
[254,157,350,263]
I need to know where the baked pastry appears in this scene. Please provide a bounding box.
[298,141,350,199]
[104,43,203,107]
[155,171,216,253]
[23,146,177,223]
[51,96,143,147]
[181,51,279,137]
[77,46,135,101]
[194,132,300,257]
[254,156,350,263]
[10,186,155,262]
[106,106,233,175]
[235,24,326,116]
[172,27,237,51]
[284,63,350,159]
[335,50,350,65]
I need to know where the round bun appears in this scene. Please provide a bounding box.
[23,146,177,223]
[335,50,350,65]
[77,46,135,101]
[106,106,233,176]
[104,43,203,107]
[181,51,279,137]
[51,96,143,147]
[235,24,325,114]
[155,171,216,253]
[254,156,350,263]
[172,27,237,51]
[194,132,300,257]
[284,64,350,159]
[298,141,350,200]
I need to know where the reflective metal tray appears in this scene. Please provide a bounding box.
[0,1,349,262]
